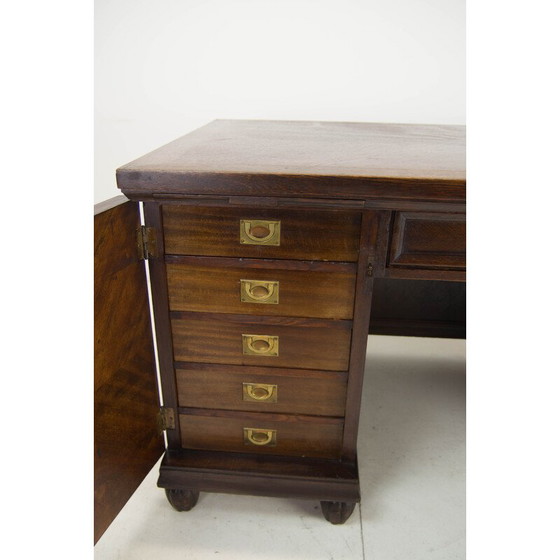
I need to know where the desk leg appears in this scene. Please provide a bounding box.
[320,501,357,524]
[165,488,200,512]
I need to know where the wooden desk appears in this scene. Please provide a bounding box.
[94,120,465,539]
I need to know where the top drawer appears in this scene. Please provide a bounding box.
[161,205,362,262]
[389,212,466,270]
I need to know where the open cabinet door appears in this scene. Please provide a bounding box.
[94,196,164,544]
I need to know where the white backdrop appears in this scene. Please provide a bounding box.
[95,0,465,203]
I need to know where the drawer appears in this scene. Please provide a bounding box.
[166,259,356,320]
[389,212,466,270]
[179,411,344,459]
[176,363,347,417]
[171,314,352,371]
[162,205,361,261]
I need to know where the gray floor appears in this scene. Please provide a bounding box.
[95,335,466,559]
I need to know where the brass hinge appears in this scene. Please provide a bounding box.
[157,407,175,433]
[137,226,157,260]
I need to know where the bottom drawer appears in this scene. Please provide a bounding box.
[179,411,344,459]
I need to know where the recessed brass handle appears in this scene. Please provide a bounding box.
[244,428,277,447]
[240,279,279,304]
[242,334,279,356]
[243,383,278,402]
[240,219,281,246]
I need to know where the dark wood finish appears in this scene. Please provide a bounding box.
[341,210,379,462]
[143,202,182,448]
[163,196,466,215]
[170,313,352,371]
[179,411,344,459]
[371,210,392,278]
[161,205,362,262]
[384,266,466,282]
[166,260,356,319]
[389,211,466,269]
[117,120,465,203]
[178,407,345,423]
[163,448,357,478]
[369,278,466,339]
[370,318,466,338]
[151,194,366,209]
[175,363,347,416]
[166,254,357,272]
[109,120,466,526]
[165,489,199,512]
[170,310,352,328]
[94,199,163,544]
[119,174,464,203]
[157,449,360,502]
[365,199,466,213]
[94,194,128,213]
[119,120,465,180]
[320,501,357,525]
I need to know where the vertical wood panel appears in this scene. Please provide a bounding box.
[341,210,379,462]
[143,202,183,448]
[94,199,163,543]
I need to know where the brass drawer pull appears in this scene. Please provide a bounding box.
[244,428,277,447]
[240,219,281,246]
[240,279,279,304]
[243,382,278,402]
[242,334,279,356]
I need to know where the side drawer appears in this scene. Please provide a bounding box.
[166,260,356,320]
[389,212,466,270]
[161,205,361,261]
[179,411,344,459]
[176,363,347,417]
[171,314,352,372]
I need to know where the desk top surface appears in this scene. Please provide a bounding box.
[117,120,465,202]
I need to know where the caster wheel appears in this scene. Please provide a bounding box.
[165,488,200,512]
[320,500,356,524]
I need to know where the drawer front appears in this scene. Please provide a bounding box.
[162,205,361,261]
[171,315,351,371]
[176,363,347,416]
[389,212,466,269]
[179,412,344,459]
[166,262,356,320]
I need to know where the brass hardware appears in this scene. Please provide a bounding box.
[240,219,281,246]
[240,279,279,304]
[244,428,277,447]
[157,407,175,433]
[243,382,278,403]
[137,226,157,260]
[366,262,374,277]
[242,334,279,356]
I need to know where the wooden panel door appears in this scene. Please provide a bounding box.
[94,197,164,543]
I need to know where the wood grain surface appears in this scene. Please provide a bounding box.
[117,120,466,202]
[157,448,360,502]
[389,211,466,269]
[162,204,361,262]
[110,120,467,517]
[166,260,356,319]
[179,411,344,459]
[94,200,163,543]
[175,362,347,416]
[340,209,378,461]
[171,313,352,371]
